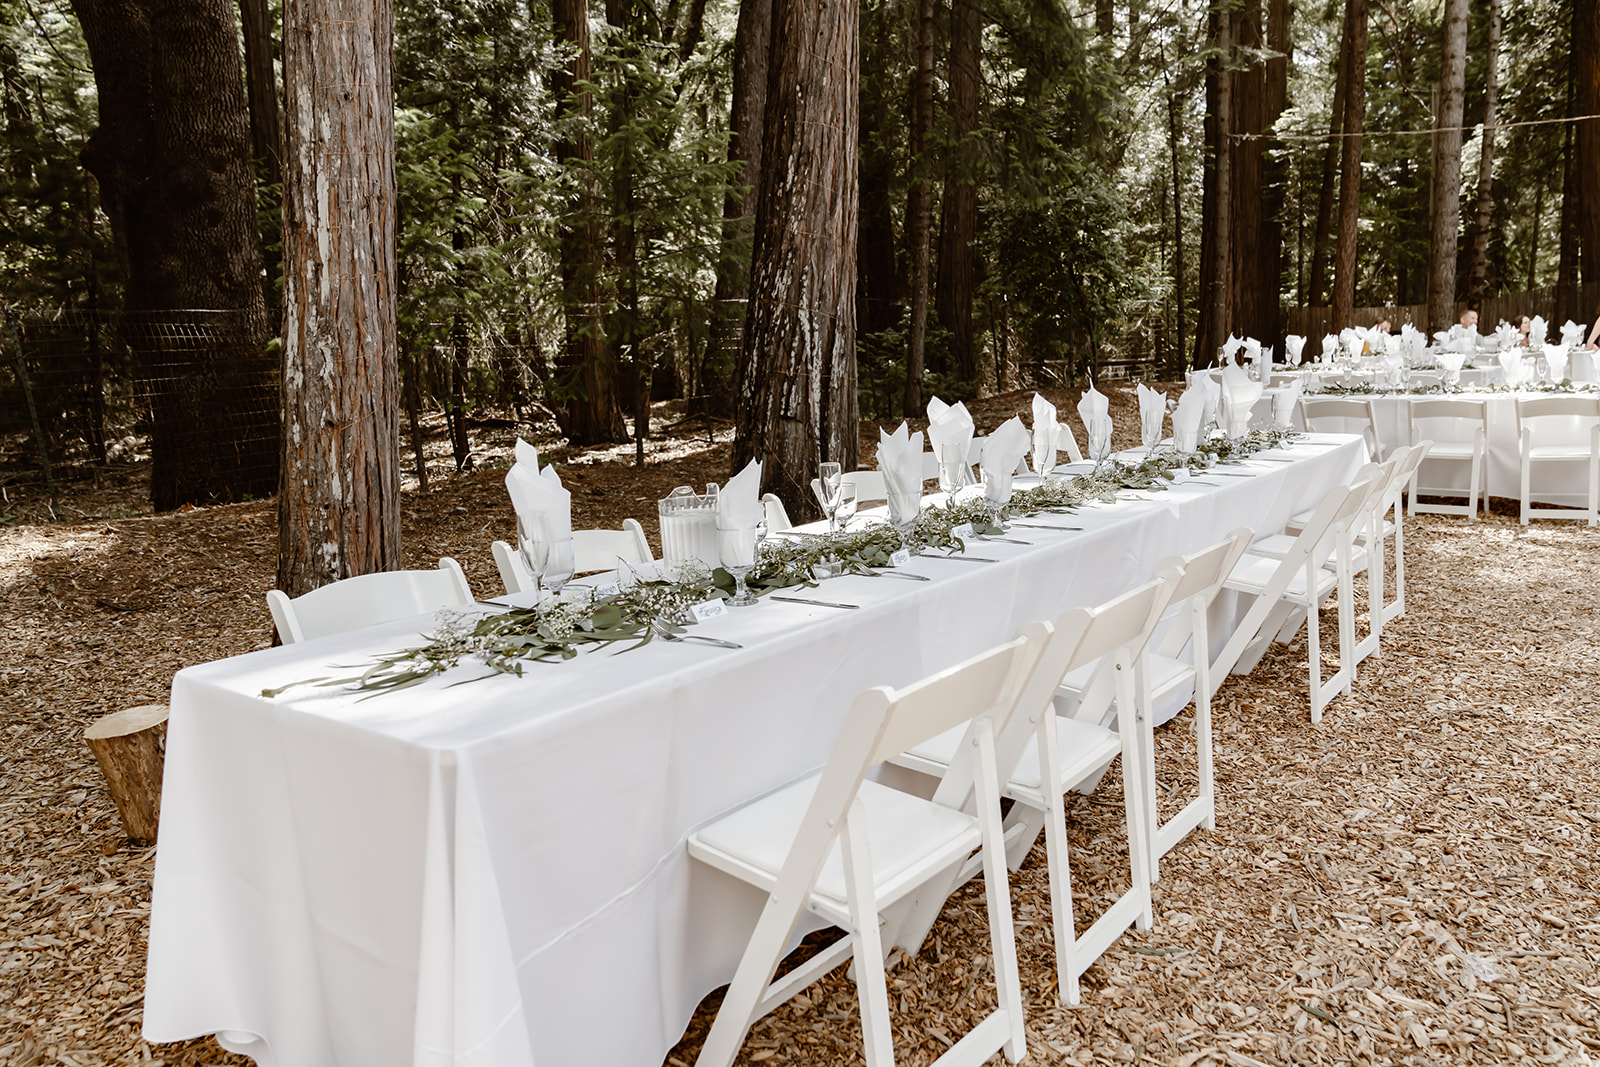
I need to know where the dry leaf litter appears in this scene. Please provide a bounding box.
[1,383,1596,1067]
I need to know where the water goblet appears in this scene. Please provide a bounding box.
[981,468,1013,532]
[815,461,843,535]
[542,537,576,599]
[833,483,858,533]
[717,522,760,606]
[937,446,974,500]
[515,518,548,599]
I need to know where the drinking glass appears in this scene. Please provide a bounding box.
[815,462,843,535]
[516,517,547,599]
[981,469,1012,531]
[833,484,858,532]
[937,445,974,499]
[542,538,575,598]
[717,523,760,606]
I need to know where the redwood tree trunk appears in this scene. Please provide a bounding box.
[1577,0,1600,292]
[1464,0,1500,310]
[702,0,771,419]
[238,0,282,320]
[1195,5,1233,367]
[71,0,277,511]
[904,0,933,416]
[551,0,625,443]
[935,0,980,384]
[1164,59,1186,369]
[1331,0,1366,331]
[1427,0,1469,334]
[276,0,402,595]
[732,0,858,521]
[1308,0,1352,309]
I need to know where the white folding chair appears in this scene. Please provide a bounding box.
[1212,472,1380,723]
[266,558,473,645]
[891,569,1179,1005]
[688,632,1043,1067]
[1515,396,1600,526]
[1125,530,1255,878]
[491,519,652,593]
[1409,398,1488,518]
[1301,397,1381,459]
[760,492,793,532]
[810,469,889,505]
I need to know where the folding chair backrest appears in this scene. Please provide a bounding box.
[1411,397,1488,436]
[267,558,473,644]
[869,633,1041,768]
[1302,397,1379,456]
[1515,396,1600,447]
[1149,528,1254,659]
[761,493,793,531]
[572,518,652,574]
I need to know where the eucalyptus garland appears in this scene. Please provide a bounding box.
[1313,379,1598,398]
[261,427,1299,698]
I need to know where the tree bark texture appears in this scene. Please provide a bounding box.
[904,0,933,416]
[1577,0,1600,291]
[1331,0,1366,331]
[733,0,858,521]
[1194,5,1232,367]
[71,0,277,511]
[1164,59,1185,370]
[1427,0,1469,334]
[935,0,980,384]
[84,704,168,842]
[238,0,283,322]
[1308,0,1352,308]
[551,0,625,443]
[276,0,402,595]
[1464,0,1500,309]
[1228,0,1282,345]
[1558,106,1580,323]
[703,0,771,419]
[858,18,899,338]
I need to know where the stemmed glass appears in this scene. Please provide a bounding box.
[816,462,843,535]
[937,445,974,500]
[981,469,1012,532]
[519,521,575,601]
[833,484,858,533]
[717,521,760,606]
[516,518,548,599]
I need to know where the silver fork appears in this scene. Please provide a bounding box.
[649,618,743,649]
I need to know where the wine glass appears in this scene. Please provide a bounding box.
[542,538,575,599]
[515,517,548,599]
[833,483,858,533]
[937,445,974,499]
[815,462,843,535]
[981,469,1012,532]
[717,522,760,606]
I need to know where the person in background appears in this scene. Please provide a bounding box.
[1588,308,1599,350]
[1375,318,1393,334]
[1517,315,1532,346]
[1460,308,1480,331]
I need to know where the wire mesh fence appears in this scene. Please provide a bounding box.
[1,308,281,510]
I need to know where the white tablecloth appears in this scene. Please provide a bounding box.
[143,437,1366,1067]
[1287,391,1594,506]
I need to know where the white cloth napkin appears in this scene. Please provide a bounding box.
[1030,393,1059,475]
[1286,335,1306,366]
[1544,344,1569,383]
[1401,323,1426,351]
[1321,334,1339,363]
[1077,384,1113,465]
[1273,377,1303,428]
[1221,335,1244,367]
[718,459,763,528]
[1379,348,1404,389]
[1498,350,1526,387]
[1529,316,1548,348]
[1172,384,1206,453]
[1136,383,1167,452]
[1242,338,1263,379]
[927,396,975,474]
[1493,322,1520,350]
[1561,320,1586,349]
[980,417,1030,502]
[1436,350,1466,386]
[1339,327,1360,358]
[1194,371,1222,437]
[505,445,572,544]
[1220,363,1262,439]
[877,422,925,526]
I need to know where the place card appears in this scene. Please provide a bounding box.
[594,582,620,598]
[689,598,728,622]
[889,548,911,568]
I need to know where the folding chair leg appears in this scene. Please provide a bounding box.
[972,727,1027,1063]
[840,808,894,1067]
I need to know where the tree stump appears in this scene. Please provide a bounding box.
[84,704,169,843]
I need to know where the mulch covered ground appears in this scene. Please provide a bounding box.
[2,383,1597,1066]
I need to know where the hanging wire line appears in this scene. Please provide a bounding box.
[1235,112,1600,142]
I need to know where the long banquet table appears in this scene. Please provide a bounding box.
[143,435,1366,1067]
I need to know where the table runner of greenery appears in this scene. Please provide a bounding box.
[261,428,1300,697]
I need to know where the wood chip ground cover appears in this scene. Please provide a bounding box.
[2,385,1596,1066]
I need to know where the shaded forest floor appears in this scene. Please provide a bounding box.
[2,382,1598,1066]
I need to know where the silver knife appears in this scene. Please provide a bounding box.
[978,535,1032,545]
[1009,522,1083,531]
[770,595,860,610]
[923,552,999,563]
[865,568,932,581]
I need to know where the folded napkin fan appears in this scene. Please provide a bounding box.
[1136,383,1166,452]
[1544,344,1570,383]
[981,417,1031,502]
[1530,316,1549,348]
[1285,335,1306,366]
[718,459,763,528]
[927,395,976,477]
[1493,322,1520,350]
[1221,334,1244,367]
[1220,363,1263,439]
[877,422,925,526]
[505,439,573,544]
[1172,382,1207,453]
[1273,376,1303,428]
[1030,393,1059,475]
[1498,350,1526,387]
[1561,320,1586,349]
[1077,383,1114,466]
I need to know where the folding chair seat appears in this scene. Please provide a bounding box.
[1515,396,1600,526]
[889,568,1180,1005]
[1301,397,1382,459]
[1210,472,1382,723]
[266,558,473,644]
[688,631,1044,1067]
[1409,398,1488,518]
[491,518,652,593]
